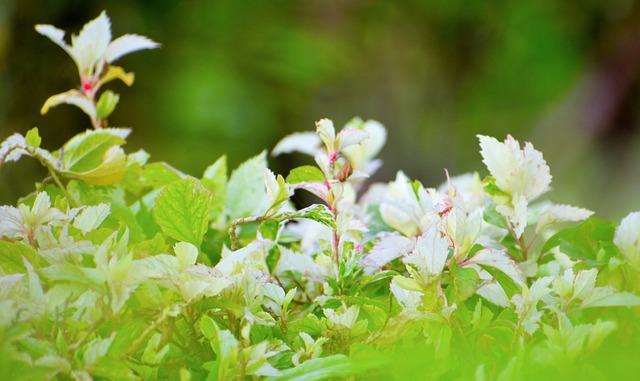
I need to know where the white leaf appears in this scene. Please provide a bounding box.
[105,34,160,63]
[406,225,450,275]
[466,248,525,286]
[264,169,280,205]
[441,207,482,259]
[573,269,597,301]
[342,118,387,173]
[582,289,640,308]
[0,133,28,163]
[361,233,413,271]
[69,11,112,77]
[316,119,336,152]
[614,211,640,268]
[227,151,269,219]
[536,204,594,234]
[72,203,110,234]
[174,242,199,269]
[496,194,528,238]
[0,205,24,240]
[262,283,286,306]
[272,132,321,156]
[335,127,369,152]
[476,281,509,307]
[34,24,75,63]
[20,192,66,229]
[478,135,551,202]
[390,278,423,309]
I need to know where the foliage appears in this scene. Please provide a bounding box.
[1,11,640,380]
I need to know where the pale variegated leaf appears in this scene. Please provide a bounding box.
[72,203,110,234]
[614,211,640,268]
[272,132,321,156]
[466,248,524,286]
[105,34,160,63]
[315,119,336,152]
[361,233,413,271]
[478,135,551,202]
[536,204,594,233]
[405,225,449,275]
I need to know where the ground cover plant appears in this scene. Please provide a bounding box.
[1,11,640,381]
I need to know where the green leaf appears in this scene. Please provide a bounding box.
[542,218,619,266]
[478,264,521,299]
[361,304,387,332]
[287,314,326,337]
[59,129,130,185]
[279,204,335,228]
[25,127,42,149]
[227,151,269,219]
[266,245,282,274]
[200,315,238,380]
[265,355,352,381]
[95,90,120,120]
[201,155,227,222]
[142,162,184,189]
[286,166,326,184]
[483,204,509,230]
[259,220,280,241]
[153,178,212,247]
[450,263,482,303]
[0,241,41,273]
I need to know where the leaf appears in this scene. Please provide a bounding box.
[153,178,212,246]
[536,204,594,234]
[259,221,280,243]
[72,204,110,234]
[279,204,335,228]
[542,218,618,266]
[200,315,238,380]
[272,132,320,156]
[266,355,353,381]
[477,135,551,201]
[0,241,40,273]
[407,225,450,275]
[142,162,185,188]
[581,287,640,308]
[95,90,119,120]
[450,263,482,303]
[614,211,640,268]
[41,90,96,120]
[362,233,413,271]
[25,128,41,149]
[227,151,269,219]
[201,155,227,222]
[174,242,199,269]
[105,34,160,63]
[465,248,524,286]
[286,166,326,184]
[483,203,509,230]
[264,169,291,217]
[316,119,336,152]
[59,129,130,185]
[335,127,369,152]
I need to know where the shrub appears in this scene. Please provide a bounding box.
[1,11,639,381]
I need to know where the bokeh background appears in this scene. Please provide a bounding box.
[1,0,639,220]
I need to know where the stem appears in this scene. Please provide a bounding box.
[228,215,264,251]
[68,316,104,352]
[121,308,171,358]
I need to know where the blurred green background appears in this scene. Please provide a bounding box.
[1,0,639,220]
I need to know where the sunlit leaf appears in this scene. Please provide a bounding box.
[153,178,212,246]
